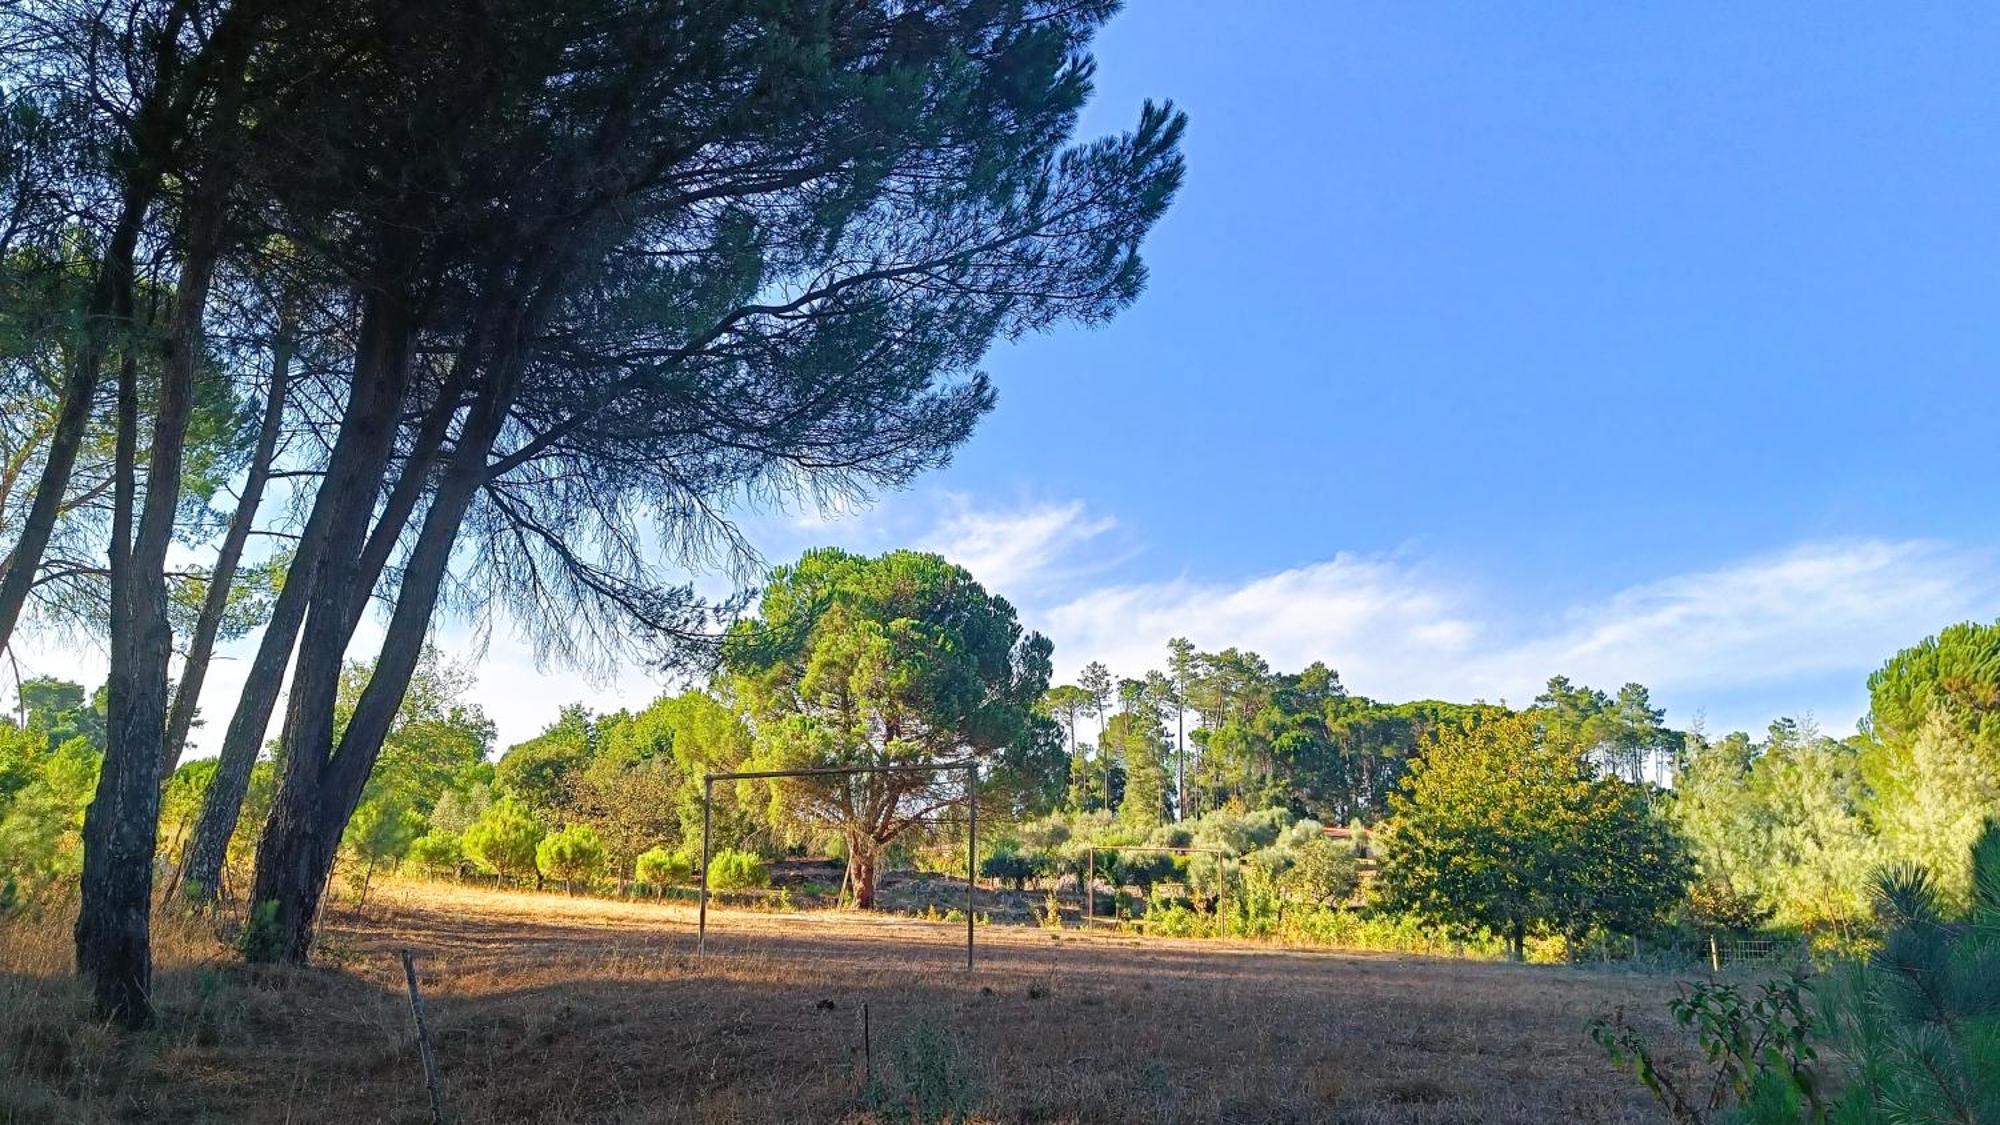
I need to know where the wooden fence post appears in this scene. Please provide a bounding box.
[399,950,447,1125]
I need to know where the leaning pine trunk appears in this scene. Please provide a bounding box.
[247,342,515,962]
[0,183,152,656]
[161,321,292,778]
[178,295,415,905]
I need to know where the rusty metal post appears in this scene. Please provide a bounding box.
[965,763,976,970]
[698,775,713,958]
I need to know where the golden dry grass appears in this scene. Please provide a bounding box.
[3,880,1695,1123]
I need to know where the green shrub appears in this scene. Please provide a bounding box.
[980,845,1039,891]
[708,848,770,890]
[634,846,692,893]
[1109,851,1178,894]
[1281,836,1359,906]
[537,824,607,894]
[406,831,464,879]
[1592,970,1821,1122]
[462,798,543,885]
[342,797,424,903]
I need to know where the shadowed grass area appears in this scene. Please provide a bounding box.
[4,880,1693,1122]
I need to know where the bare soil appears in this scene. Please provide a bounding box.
[2,880,1696,1123]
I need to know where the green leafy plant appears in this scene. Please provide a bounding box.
[1590,971,1824,1123]
[707,848,770,891]
[979,846,1040,891]
[536,824,607,895]
[462,798,543,887]
[634,846,692,896]
[406,831,463,879]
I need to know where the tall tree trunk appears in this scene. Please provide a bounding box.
[1176,706,1185,822]
[161,320,293,778]
[179,293,415,904]
[0,187,152,655]
[849,839,880,910]
[77,133,239,1020]
[249,379,507,961]
[248,267,556,964]
[0,0,241,654]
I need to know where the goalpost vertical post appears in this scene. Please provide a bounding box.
[965,762,976,970]
[698,774,713,958]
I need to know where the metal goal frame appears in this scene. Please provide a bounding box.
[698,760,980,968]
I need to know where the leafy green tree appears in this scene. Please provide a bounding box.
[707,849,771,892]
[1185,648,1275,811]
[572,700,702,882]
[1379,712,1692,960]
[726,549,1050,908]
[342,797,423,905]
[1866,709,2000,911]
[634,846,691,896]
[1861,621,2000,910]
[343,650,495,816]
[1166,637,1197,820]
[1534,677,1683,783]
[536,824,606,895]
[15,677,105,751]
[406,832,463,880]
[0,719,42,811]
[1866,619,2000,749]
[1671,730,1765,905]
[428,784,493,837]
[1281,835,1359,906]
[1043,684,1092,810]
[1078,662,1114,807]
[0,733,99,897]
[1743,720,1879,935]
[980,845,1040,891]
[462,799,544,888]
[1107,702,1171,830]
[494,704,594,823]
[985,710,1069,819]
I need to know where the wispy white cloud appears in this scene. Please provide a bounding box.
[915,496,1123,598]
[1459,540,1995,704]
[1026,533,2000,736]
[1036,552,1480,693]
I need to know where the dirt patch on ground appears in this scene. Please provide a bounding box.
[2,880,1693,1122]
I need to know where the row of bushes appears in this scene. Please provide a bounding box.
[392,798,772,895]
[974,807,1365,906]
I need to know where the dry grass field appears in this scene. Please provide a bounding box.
[3,881,1698,1123]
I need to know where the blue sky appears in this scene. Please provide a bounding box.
[22,4,2000,754]
[747,4,2000,736]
